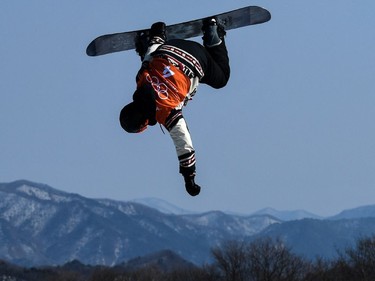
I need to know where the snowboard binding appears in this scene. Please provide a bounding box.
[202,17,226,47]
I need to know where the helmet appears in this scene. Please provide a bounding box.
[119,84,157,133]
[119,102,149,133]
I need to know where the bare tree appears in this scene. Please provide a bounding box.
[338,235,375,281]
[246,237,307,281]
[164,267,217,281]
[211,240,249,281]
[88,267,117,281]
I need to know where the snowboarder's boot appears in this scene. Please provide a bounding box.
[202,17,226,48]
[149,22,167,45]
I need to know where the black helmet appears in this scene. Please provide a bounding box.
[119,102,149,133]
[119,84,157,133]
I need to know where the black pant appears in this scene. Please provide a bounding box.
[156,39,230,89]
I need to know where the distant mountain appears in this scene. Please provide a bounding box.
[130,197,194,215]
[0,180,279,267]
[252,207,322,221]
[254,217,375,259]
[1,180,375,268]
[118,249,195,272]
[0,251,195,281]
[329,205,375,220]
[133,198,322,221]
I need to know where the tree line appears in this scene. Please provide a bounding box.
[1,235,375,281]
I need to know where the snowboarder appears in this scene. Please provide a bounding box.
[119,20,230,196]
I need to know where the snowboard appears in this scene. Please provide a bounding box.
[86,6,271,57]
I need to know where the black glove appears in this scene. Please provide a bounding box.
[135,22,166,60]
[135,32,149,61]
[183,174,201,196]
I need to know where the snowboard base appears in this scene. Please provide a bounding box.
[86,6,271,57]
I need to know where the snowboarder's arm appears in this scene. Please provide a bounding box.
[135,41,162,82]
[166,111,200,196]
[135,22,165,62]
[168,117,196,176]
[135,34,164,82]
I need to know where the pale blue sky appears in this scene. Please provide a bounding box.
[1,0,374,216]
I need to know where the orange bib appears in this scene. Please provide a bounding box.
[137,58,191,125]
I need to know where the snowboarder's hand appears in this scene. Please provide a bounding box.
[184,174,201,196]
[135,32,149,61]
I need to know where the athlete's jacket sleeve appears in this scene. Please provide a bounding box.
[165,110,196,176]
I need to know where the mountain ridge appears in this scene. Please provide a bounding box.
[1,180,375,267]
[0,180,280,266]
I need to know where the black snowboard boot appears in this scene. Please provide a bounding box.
[149,22,167,45]
[202,17,226,48]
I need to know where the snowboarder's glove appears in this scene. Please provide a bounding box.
[183,173,201,196]
[135,32,149,61]
[135,22,166,60]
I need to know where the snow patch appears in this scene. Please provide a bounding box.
[17,184,71,202]
[118,204,137,215]
[132,197,193,215]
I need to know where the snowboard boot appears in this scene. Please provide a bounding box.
[202,17,226,48]
[149,22,167,45]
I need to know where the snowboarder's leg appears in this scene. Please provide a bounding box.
[160,38,230,89]
[200,18,230,88]
[199,41,230,88]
